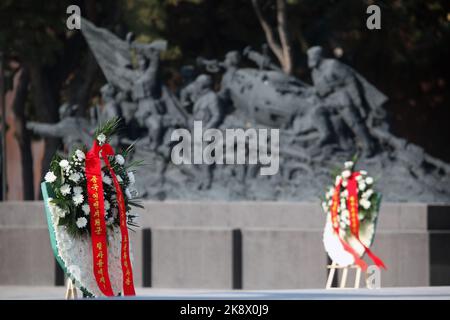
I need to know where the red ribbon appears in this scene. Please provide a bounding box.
[85,141,136,296]
[330,174,386,271]
[347,173,386,270]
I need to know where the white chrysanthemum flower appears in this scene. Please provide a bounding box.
[59,159,69,169]
[55,206,67,218]
[76,217,88,228]
[358,182,366,191]
[340,201,347,210]
[73,186,83,195]
[104,200,110,211]
[125,188,132,199]
[102,172,112,185]
[81,203,90,215]
[356,175,363,181]
[344,161,354,169]
[342,180,348,187]
[60,184,71,196]
[341,209,349,218]
[365,177,374,185]
[341,189,349,198]
[335,176,341,186]
[127,171,135,185]
[69,172,81,183]
[97,133,106,145]
[117,175,123,183]
[75,149,85,160]
[360,199,371,210]
[321,201,328,213]
[342,170,351,179]
[45,171,57,183]
[360,170,367,175]
[363,189,374,199]
[115,155,125,165]
[73,193,84,206]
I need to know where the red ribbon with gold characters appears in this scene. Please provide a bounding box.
[330,174,386,271]
[85,141,136,296]
[346,172,386,270]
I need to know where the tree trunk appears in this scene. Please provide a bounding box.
[11,67,34,200]
[251,0,293,74]
[28,63,61,190]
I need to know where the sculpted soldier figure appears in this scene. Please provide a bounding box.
[192,74,222,129]
[27,103,93,153]
[307,46,388,156]
[243,45,281,71]
[190,74,222,189]
[99,84,120,123]
[129,38,166,150]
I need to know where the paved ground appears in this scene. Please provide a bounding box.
[1,286,450,300]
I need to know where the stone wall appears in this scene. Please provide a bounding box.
[1,201,449,288]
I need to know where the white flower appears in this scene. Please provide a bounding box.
[115,155,125,165]
[55,206,67,218]
[341,189,349,198]
[340,201,347,210]
[341,209,349,219]
[358,182,366,191]
[125,188,132,199]
[321,201,328,213]
[59,159,69,169]
[60,184,71,196]
[104,200,110,211]
[69,172,81,183]
[76,217,88,229]
[44,171,57,183]
[360,199,371,210]
[356,175,363,181]
[81,203,90,215]
[75,149,85,160]
[342,170,351,179]
[127,171,135,185]
[102,172,112,185]
[344,161,354,169]
[73,186,83,195]
[335,176,341,186]
[362,189,374,199]
[117,176,123,183]
[73,193,84,206]
[365,177,374,185]
[97,133,106,145]
[342,180,348,187]
[360,170,367,175]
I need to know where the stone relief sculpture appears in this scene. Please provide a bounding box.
[28,18,450,202]
[27,103,93,154]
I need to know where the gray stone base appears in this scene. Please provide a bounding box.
[1,201,449,288]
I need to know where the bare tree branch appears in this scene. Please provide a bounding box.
[276,0,292,74]
[251,0,284,65]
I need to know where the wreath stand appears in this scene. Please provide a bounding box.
[65,278,78,299]
[326,261,364,289]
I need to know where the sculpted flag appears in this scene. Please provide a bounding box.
[80,17,135,92]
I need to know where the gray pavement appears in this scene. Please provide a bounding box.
[0,286,449,300]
